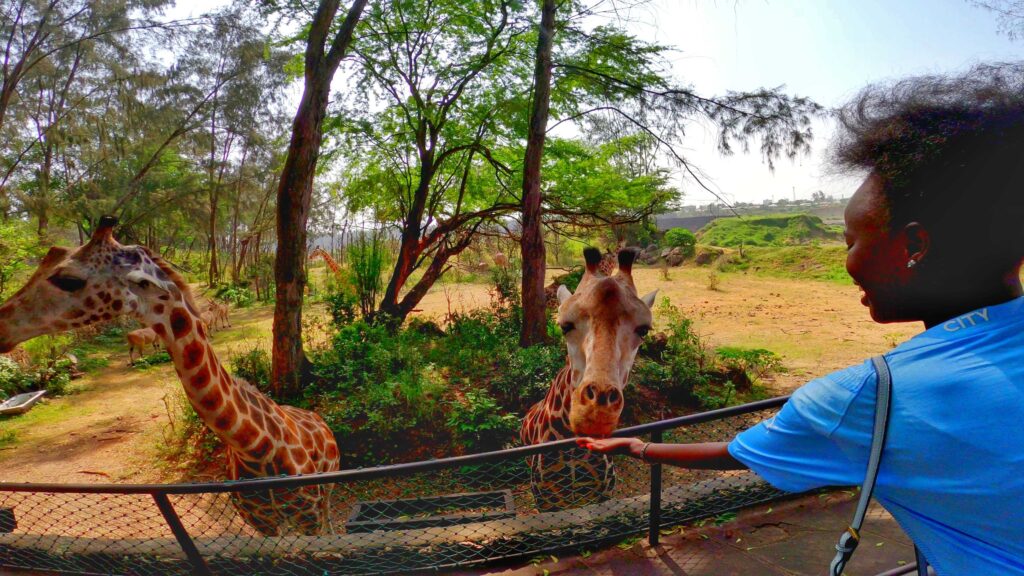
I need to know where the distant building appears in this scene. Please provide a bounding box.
[655,215,720,233]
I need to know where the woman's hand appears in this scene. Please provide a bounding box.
[576,436,644,457]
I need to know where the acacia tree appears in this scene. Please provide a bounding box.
[271,0,368,398]
[516,7,824,346]
[338,0,524,325]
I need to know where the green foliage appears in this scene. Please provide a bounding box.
[130,351,172,369]
[715,347,783,383]
[214,284,255,308]
[0,357,33,401]
[664,228,697,256]
[324,288,359,327]
[230,346,272,393]
[0,220,43,298]
[447,390,519,453]
[349,233,390,318]
[553,266,585,293]
[698,214,841,248]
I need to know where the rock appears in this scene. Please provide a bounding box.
[695,247,724,266]
[665,247,686,267]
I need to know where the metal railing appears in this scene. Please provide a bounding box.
[0,397,793,575]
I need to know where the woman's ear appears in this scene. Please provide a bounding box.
[902,222,931,265]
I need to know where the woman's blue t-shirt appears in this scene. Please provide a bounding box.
[729,296,1024,576]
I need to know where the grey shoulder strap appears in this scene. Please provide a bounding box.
[829,355,892,576]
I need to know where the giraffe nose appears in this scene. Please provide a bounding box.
[578,382,622,407]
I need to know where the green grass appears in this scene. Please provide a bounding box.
[697,213,842,247]
[0,428,16,448]
[721,244,852,284]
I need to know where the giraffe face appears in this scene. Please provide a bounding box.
[0,222,189,353]
[556,248,657,438]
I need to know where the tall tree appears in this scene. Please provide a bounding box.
[519,0,556,346]
[272,0,368,398]
[341,0,522,325]
[516,7,823,345]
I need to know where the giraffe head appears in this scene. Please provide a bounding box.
[556,247,657,438]
[0,216,200,353]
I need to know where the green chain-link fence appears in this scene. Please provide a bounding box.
[0,397,795,575]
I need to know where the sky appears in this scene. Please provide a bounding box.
[172,0,1023,205]
[615,0,1023,205]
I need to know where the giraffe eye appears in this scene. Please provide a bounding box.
[635,325,651,338]
[48,275,86,292]
[560,322,575,334]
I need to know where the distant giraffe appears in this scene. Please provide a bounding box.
[520,247,657,511]
[0,217,341,535]
[309,247,342,279]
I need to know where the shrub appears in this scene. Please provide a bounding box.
[349,232,390,318]
[715,346,783,383]
[130,351,172,370]
[447,390,519,453]
[553,266,584,292]
[664,228,697,257]
[0,357,32,400]
[231,347,272,393]
[214,284,255,308]
[324,286,358,327]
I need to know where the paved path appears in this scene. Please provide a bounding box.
[454,492,916,576]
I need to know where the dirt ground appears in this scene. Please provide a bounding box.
[0,266,920,485]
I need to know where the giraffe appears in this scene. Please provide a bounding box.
[0,217,340,535]
[520,247,657,511]
[309,247,343,279]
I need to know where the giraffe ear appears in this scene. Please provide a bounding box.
[640,289,658,309]
[557,285,573,305]
[126,270,169,293]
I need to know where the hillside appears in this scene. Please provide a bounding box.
[697,213,842,247]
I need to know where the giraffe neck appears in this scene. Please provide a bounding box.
[152,301,286,462]
[528,360,575,443]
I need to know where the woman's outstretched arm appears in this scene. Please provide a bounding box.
[576,437,748,471]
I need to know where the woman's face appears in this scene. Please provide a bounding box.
[844,174,917,323]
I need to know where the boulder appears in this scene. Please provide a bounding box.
[665,248,686,267]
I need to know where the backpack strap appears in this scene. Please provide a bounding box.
[829,355,892,576]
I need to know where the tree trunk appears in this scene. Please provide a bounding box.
[519,0,556,348]
[378,161,434,321]
[272,0,368,398]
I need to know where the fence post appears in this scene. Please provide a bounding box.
[152,493,213,576]
[648,429,663,547]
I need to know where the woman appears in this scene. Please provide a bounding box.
[580,64,1024,575]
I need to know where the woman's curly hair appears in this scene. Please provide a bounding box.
[832,63,1024,262]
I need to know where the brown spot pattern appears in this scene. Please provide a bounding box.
[170,308,192,339]
[183,341,205,370]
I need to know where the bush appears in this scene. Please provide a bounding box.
[214,284,255,308]
[231,347,272,393]
[447,390,519,453]
[349,232,390,318]
[130,351,172,370]
[715,346,783,383]
[664,228,697,257]
[324,286,358,327]
[0,357,32,400]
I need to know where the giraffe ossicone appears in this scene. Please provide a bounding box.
[521,247,657,511]
[0,217,340,535]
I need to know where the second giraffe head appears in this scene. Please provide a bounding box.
[556,247,657,438]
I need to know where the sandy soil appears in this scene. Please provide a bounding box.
[0,267,921,485]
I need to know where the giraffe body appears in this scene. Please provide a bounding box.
[520,248,657,511]
[0,218,339,535]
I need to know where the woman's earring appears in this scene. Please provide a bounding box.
[906,259,917,269]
